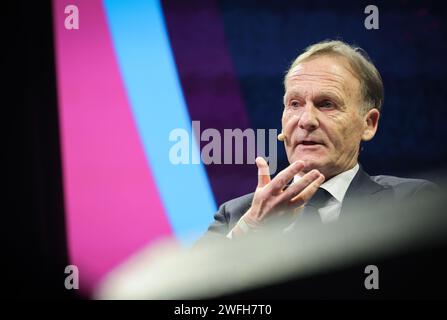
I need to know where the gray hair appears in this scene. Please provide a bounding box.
[284,40,384,112]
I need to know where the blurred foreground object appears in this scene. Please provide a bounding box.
[96,189,447,299]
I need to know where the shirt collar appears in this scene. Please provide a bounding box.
[293,164,359,203]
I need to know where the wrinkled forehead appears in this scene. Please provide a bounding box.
[284,56,361,100]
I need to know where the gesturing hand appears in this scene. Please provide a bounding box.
[231,157,325,236]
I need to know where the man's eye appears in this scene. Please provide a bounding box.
[290,100,300,108]
[320,100,335,109]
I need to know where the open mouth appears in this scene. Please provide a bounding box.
[299,140,323,146]
[300,141,320,146]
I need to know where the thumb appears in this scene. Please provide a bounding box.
[256,157,271,188]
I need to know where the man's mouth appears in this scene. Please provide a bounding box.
[300,141,320,146]
[298,140,323,146]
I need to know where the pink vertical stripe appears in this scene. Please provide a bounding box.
[53,0,172,294]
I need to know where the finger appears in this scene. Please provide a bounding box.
[277,169,322,203]
[289,173,325,205]
[256,157,271,188]
[267,160,305,194]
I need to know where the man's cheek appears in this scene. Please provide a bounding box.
[325,137,345,161]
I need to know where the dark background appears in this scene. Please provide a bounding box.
[7,0,447,299]
[7,1,72,299]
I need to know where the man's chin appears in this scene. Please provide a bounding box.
[291,156,327,173]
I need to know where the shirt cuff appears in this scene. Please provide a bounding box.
[226,218,254,239]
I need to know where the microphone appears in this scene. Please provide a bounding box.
[277,132,285,141]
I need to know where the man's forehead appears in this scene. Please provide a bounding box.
[288,56,353,80]
[285,56,359,96]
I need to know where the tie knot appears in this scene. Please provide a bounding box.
[306,187,331,209]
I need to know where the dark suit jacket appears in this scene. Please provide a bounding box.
[200,165,436,241]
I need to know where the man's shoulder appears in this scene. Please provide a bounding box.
[369,174,437,196]
[197,192,256,241]
[370,174,433,187]
[220,192,255,212]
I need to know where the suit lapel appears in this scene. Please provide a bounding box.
[340,165,390,217]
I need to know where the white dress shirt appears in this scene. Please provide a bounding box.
[227,164,360,238]
[292,163,359,223]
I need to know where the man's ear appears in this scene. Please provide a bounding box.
[361,108,380,141]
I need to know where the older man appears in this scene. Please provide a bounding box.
[201,40,435,239]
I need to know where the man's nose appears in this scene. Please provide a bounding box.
[298,103,319,131]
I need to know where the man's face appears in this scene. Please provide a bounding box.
[282,55,376,179]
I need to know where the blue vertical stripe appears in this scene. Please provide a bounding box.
[103,0,216,243]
